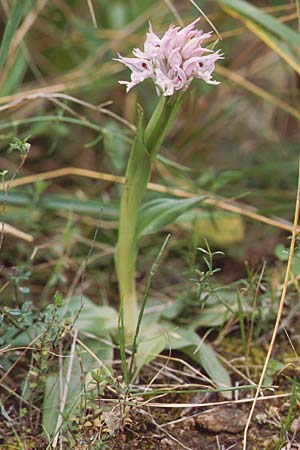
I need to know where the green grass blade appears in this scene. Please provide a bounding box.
[275,380,298,450]
[129,234,171,380]
[0,116,131,147]
[218,0,300,48]
[236,290,246,355]
[118,297,129,386]
[1,49,27,96]
[217,65,300,116]
[1,191,119,219]
[0,115,105,134]
[0,0,30,72]
[131,383,259,398]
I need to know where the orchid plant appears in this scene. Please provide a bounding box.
[115,18,223,339]
[8,20,229,438]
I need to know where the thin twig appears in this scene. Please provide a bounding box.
[163,0,184,26]
[76,337,113,379]
[0,382,41,412]
[0,92,136,131]
[188,0,222,40]
[243,156,300,449]
[86,0,97,28]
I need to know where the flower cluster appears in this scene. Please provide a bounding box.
[116,19,223,96]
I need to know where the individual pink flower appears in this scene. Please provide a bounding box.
[115,19,223,96]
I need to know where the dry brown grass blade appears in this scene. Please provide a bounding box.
[217,10,299,42]
[86,0,98,28]
[1,222,33,242]
[0,0,48,88]
[220,4,300,76]
[163,0,184,26]
[216,65,300,121]
[0,81,87,105]
[0,61,118,106]
[243,156,300,449]
[0,166,297,234]
[263,4,296,13]
[0,3,161,109]
[144,392,290,409]
[0,382,41,412]
[0,92,136,131]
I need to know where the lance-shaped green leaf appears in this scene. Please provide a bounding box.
[1,191,119,219]
[10,296,117,347]
[42,353,83,437]
[166,326,232,398]
[122,106,151,212]
[43,374,66,437]
[43,339,113,437]
[136,196,206,238]
[66,296,118,337]
[135,331,166,373]
[184,341,232,399]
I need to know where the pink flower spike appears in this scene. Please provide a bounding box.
[115,19,222,96]
[178,18,201,36]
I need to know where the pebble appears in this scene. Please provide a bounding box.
[195,405,248,433]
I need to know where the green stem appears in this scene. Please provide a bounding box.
[116,93,183,340]
[145,92,183,156]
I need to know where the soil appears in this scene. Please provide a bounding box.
[1,354,299,450]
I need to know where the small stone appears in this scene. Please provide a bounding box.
[196,405,247,433]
